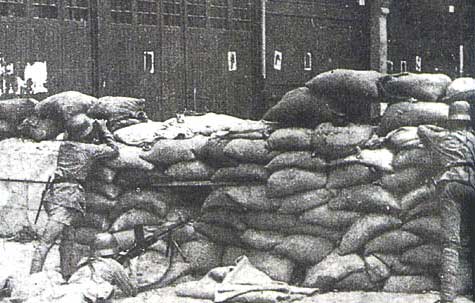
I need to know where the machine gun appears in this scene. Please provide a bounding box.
[114,216,193,266]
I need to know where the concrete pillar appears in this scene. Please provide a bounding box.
[370,0,391,73]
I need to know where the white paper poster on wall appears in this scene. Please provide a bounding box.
[274,51,282,71]
[228,51,237,71]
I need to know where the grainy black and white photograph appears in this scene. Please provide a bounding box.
[0,0,475,302]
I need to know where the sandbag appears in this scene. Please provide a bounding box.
[276,188,335,214]
[200,209,246,231]
[267,128,313,151]
[165,160,215,181]
[113,121,191,147]
[262,87,345,128]
[331,148,394,173]
[402,216,443,243]
[305,69,381,102]
[378,101,449,135]
[0,98,38,122]
[141,136,208,166]
[329,185,400,214]
[88,166,116,183]
[402,199,439,221]
[75,213,111,231]
[105,144,155,171]
[364,255,391,283]
[401,244,442,267]
[381,167,432,195]
[265,151,326,173]
[114,168,169,188]
[84,192,117,214]
[196,138,238,167]
[86,181,121,200]
[338,214,402,255]
[211,164,269,182]
[284,224,344,243]
[303,251,365,289]
[392,148,433,170]
[108,117,144,132]
[242,212,297,232]
[364,230,422,255]
[181,240,223,274]
[300,204,361,229]
[109,209,162,232]
[445,77,475,99]
[385,126,421,150]
[378,73,451,102]
[240,229,286,250]
[273,235,334,264]
[312,123,376,160]
[194,222,244,247]
[87,96,145,120]
[75,227,100,246]
[383,275,440,293]
[0,119,16,138]
[202,188,243,212]
[112,189,172,218]
[36,91,97,121]
[266,168,327,198]
[223,139,278,164]
[374,253,435,276]
[327,164,378,189]
[225,185,279,211]
[18,115,62,141]
[334,271,378,291]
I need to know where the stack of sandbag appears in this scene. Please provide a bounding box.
[0,98,38,139]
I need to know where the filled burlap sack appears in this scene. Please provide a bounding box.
[273,235,334,264]
[240,229,286,250]
[401,244,442,267]
[165,160,215,181]
[305,69,381,103]
[141,136,208,166]
[196,138,238,167]
[378,73,451,102]
[275,188,335,214]
[284,224,344,243]
[0,98,38,122]
[267,128,313,151]
[194,222,244,247]
[222,247,295,283]
[327,164,378,189]
[403,201,439,221]
[262,87,346,128]
[105,144,155,171]
[202,188,244,212]
[334,271,378,291]
[88,166,116,183]
[200,209,246,231]
[312,123,376,160]
[86,181,121,200]
[18,115,62,141]
[265,151,327,173]
[383,275,440,293]
[266,168,327,198]
[338,214,402,255]
[364,230,422,255]
[114,168,169,188]
[181,239,223,274]
[364,255,391,282]
[303,251,365,288]
[400,184,436,212]
[378,101,449,135]
[112,189,172,218]
[211,164,269,182]
[384,126,421,150]
[374,253,435,275]
[392,148,434,170]
[36,91,97,121]
[330,148,394,173]
[242,212,297,232]
[109,209,162,232]
[328,185,400,214]
[0,119,16,138]
[75,227,100,246]
[225,185,279,211]
[84,192,117,213]
[402,216,443,243]
[381,167,432,195]
[444,77,475,99]
[87,96,145,120]
[112,121,187,147]
[223,139,278,164]
[75,212,111,231]
[300,204,361,229]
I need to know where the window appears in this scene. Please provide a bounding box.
[209,0,227,29]
[187,0,206,28]
[163,0,181,26]
[32,0,58,19]
[400,60,407,73]
[111,0,132,24]
[232,0,252,31]
[0,0,26,17]
[138,0,157,25]
[65,0,88,22]
[304,52,312,71]
[144,51,155,73]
